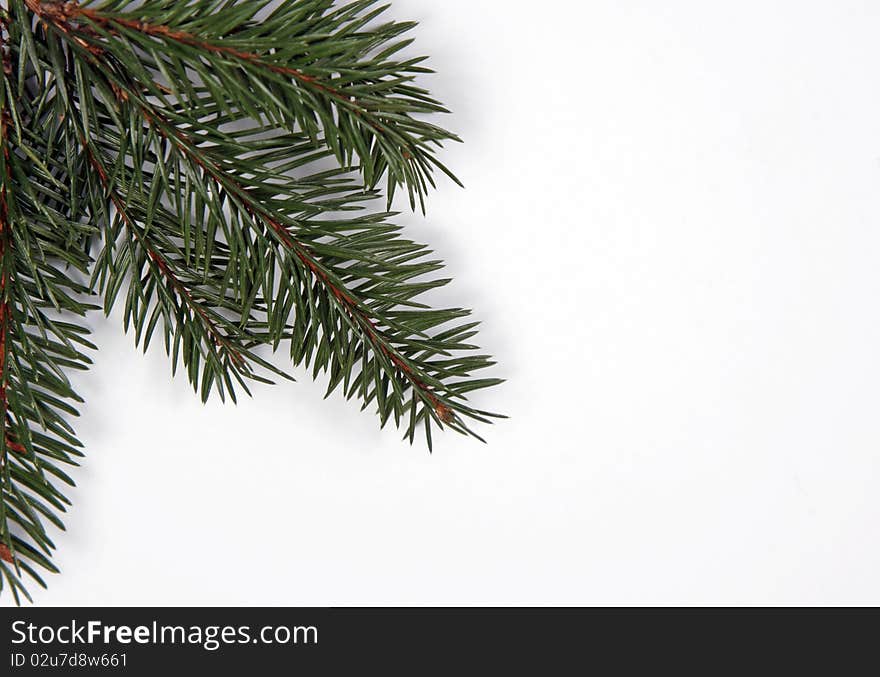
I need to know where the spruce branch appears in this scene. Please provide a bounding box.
[25,0,462,209]
[1,7,95,603]
[1,0,503,603]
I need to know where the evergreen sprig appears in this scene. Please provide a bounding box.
[0,0,501,603]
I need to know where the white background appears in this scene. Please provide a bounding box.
[20,0,880,605]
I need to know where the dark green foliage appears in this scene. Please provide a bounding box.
[0,0,500,603]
